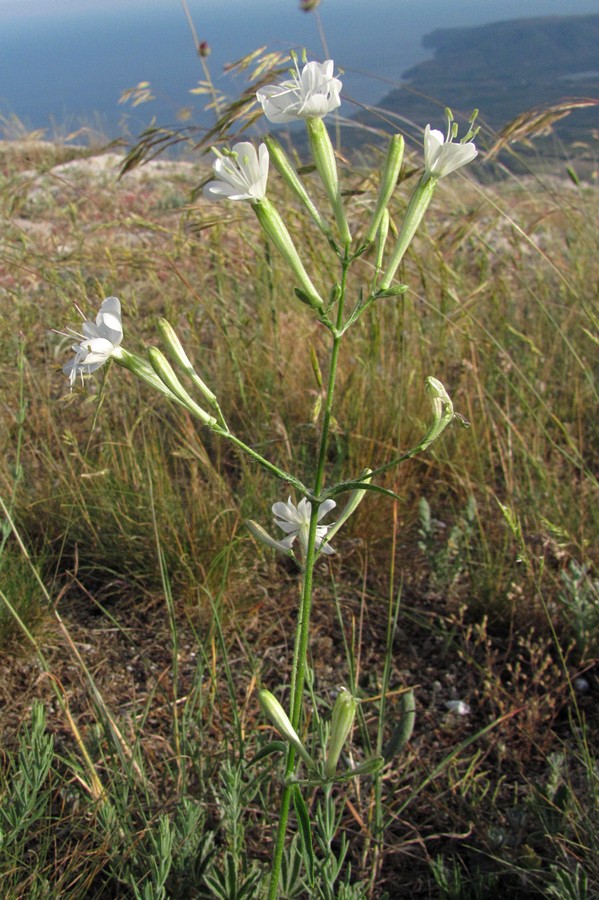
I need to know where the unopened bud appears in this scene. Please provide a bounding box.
[147,347,217,427]
[259,690,315,769]
[306,117,351,246]
[325,469,372,546]
[157,318,217,406]
[426,377,453,430]
[253,198,324,310]
[324,687,358,780]
[364,134,404,244]
[379,175,436,290]
[263,135,331,238]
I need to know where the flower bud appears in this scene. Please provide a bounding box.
[246,520,294,556]
[324,687,358,780]
[258,689,315,769]
[305,117,351,246]
[147,347,217,426]
[421,376,455,448]
[379,175,436,291]
[157,318,217,406]
[364,134,404,244]
[426,377,453,430]
[324,469,372,546]
[263,135,331,239]
[253,198,324,310]
[117,348,180,403]
[374,208,390,272]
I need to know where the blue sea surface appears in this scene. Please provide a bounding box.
[1,0,598,140]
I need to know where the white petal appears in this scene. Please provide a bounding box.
[257,59,341,123]
[274,520,300,535]
[205,142,268,202]
[96,296,123,345]
[423,125,444,173]
[318,541,335,555]
[272,498,298,522]
[203,181,253,202]
[80,337,114,361]
[317,499,336,521]
[437,142,477,177]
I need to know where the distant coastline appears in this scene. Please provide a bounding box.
[1,3,598,146]
[353,13,599,154]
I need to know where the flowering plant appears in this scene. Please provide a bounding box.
[60,52,477,899]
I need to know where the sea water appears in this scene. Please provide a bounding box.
[0,0,597,140]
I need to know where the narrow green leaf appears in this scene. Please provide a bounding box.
[247,741,288,766]
[382,689,416,760]
[292,784,315,886]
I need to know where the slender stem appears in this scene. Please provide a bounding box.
[268,249,350,899]
[221,430,309,497]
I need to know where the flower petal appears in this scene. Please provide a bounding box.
[204,142,268,203]
[423,124,477,178]
[257,58,342,124]
[317,499,336,521]
[96,296,123,345]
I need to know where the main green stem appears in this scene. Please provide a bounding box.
[267,253,350,900]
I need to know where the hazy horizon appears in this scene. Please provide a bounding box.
[1,0,597,140]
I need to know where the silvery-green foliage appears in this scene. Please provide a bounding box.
[558,560,599,656]
[546,863,589,900]
[0,701,54,854]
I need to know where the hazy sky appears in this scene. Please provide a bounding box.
[2,0,599,20]
[0,0,171,17]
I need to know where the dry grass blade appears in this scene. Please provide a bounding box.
[485,97,599,159]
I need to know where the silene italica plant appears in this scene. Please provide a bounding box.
[58,51,479,897]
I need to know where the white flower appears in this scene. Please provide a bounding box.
[272,496,336,556]
[63,296,123,385]
[423,124,477,178]
[203,142,269,202]
[257,58,342,124]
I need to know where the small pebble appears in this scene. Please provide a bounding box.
[445,700,471,716]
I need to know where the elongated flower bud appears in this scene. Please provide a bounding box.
[375,208,390,272]
[252,197,324,310]
[379,175,436,290]
[305,117,351,246]
[324,469,372,547]
[364,134,404,244]
[246,520,294,556]
[263,135,331,239]
[324,687,358,779]
[157,318,217,406]
[258,689,315,769]
[423,376,454,446]
[116,348,181,403]
[147,347,217,426]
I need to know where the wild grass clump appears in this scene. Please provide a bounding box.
[0,93,597,897]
